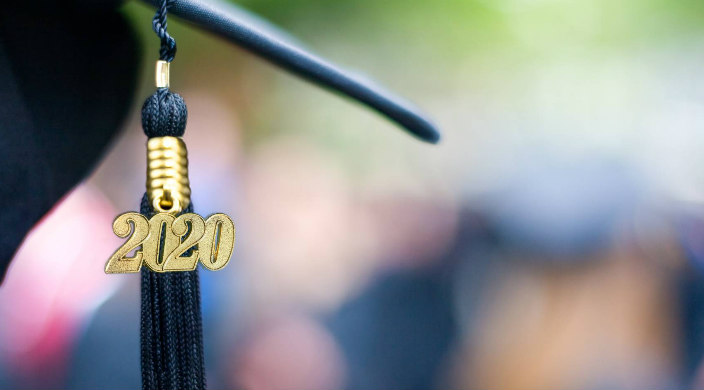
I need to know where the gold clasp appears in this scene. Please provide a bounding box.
[147,136,191,214]
[155,60,170,88]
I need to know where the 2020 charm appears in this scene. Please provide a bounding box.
[105,59,236,275]
[105,212,235,273]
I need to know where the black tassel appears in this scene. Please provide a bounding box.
[139,85,205,390]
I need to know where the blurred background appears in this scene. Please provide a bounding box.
[4,0,704,388]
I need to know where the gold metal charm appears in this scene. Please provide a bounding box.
[105,128,236,273]
[105,212,235,274]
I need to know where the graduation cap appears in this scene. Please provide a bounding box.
[0,1,440,388]
[0,0,440,282]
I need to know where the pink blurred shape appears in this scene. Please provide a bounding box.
[0,185,122,382]
[232,314,346,390]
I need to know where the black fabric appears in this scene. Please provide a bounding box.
[140,195,206,390]
[142,88,188,138]
[0,1,139,282]
[142,0,441,144]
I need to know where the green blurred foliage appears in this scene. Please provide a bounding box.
[121,0,704,183]
[236,0,704,53]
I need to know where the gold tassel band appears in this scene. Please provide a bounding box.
[147,136,191,213]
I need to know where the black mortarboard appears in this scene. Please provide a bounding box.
[0,0,440,282]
